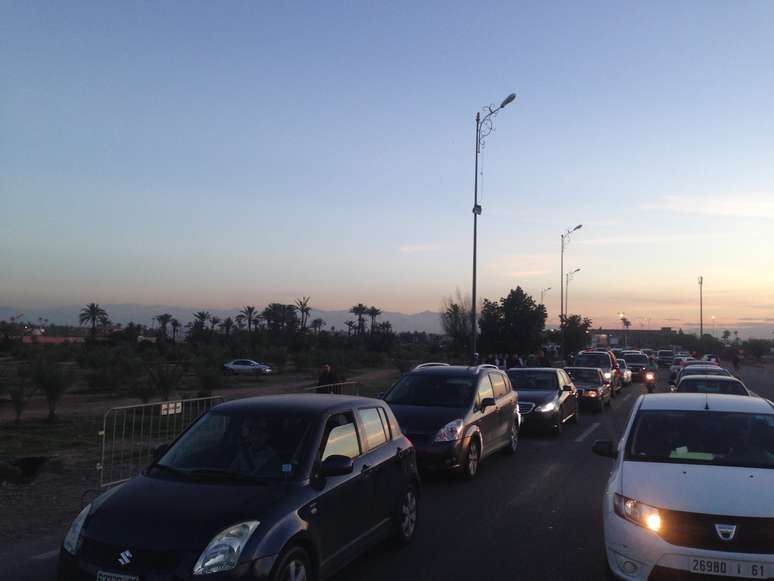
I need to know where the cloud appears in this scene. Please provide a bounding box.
[398,244,440,254]
[641,194,774,219]
[577,233,718,247]
[486,253,553,279]
[508,269,550,278]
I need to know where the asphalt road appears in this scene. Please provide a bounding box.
[5,365,772,581]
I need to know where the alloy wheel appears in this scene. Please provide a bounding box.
[283,559,307,581]
[400,488,417,540]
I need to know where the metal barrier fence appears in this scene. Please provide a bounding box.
[98,396,224,488]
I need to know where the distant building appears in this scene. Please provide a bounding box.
[591,327,677,349]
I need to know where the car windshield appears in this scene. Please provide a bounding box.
[625,410,774,469]
[573,353,611,368]
[156,411,312,481]
[658,351,673,356]
[507,371,558,390]
[566,369,602,384]
[385,374,475,408]
[677,379,748,395]
[623,354,648,364]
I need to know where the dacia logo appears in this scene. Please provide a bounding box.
[117,549,133,566]
[714,524,737,541]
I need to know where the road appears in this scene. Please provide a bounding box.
[5,365,771,581]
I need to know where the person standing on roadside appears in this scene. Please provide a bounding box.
[316,364,339,394]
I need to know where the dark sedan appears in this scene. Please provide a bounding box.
[506,368,579,435]
[565,367,612,411]
[58,395,420,581]
[384,365,520,480]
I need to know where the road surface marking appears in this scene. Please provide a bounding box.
[574,422,600,443]
[31,549,59,561]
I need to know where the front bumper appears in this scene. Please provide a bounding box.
[412,437,469,470]
[519,407,559,430]
[604,504,773,580]
[58,549,278,581]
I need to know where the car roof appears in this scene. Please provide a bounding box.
[407,365,503,376]
[565,366,601,372]
[213,393,384,415]
[678,375,742,383]
[680,365,725,371]
[639,393,773,413]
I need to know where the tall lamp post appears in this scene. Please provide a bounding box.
[564,268,581,318]
[560,224,583,359]
[698,276,704,337]
[471,92,517,363]
[540,286,552,305]
[619,312,627,347]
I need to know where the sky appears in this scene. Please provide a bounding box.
[2,1,774,336]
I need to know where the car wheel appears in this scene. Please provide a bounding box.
[393,485,418,545]
[504,419,519,454]
[462,438,480,480]
[271,545,313,581]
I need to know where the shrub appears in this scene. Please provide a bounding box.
[267,347,288,373]
[361,351,385,369]
[31,358,75,422]
[292,350,312,372]
[392,352,414,375]
[194,365,223,397]
[148,364,184,401]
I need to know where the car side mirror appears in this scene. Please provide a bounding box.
[152,443,169,461]
[669,385,677,392]
[320,455,354,477]
[480,397,496,411]
[375,392,385,400]
[592,440,617,459]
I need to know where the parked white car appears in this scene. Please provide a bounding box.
[594,393,774,580]
[222,359,273,376]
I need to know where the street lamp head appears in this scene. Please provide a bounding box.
[573,268,581,274]
[500,93,516,108]
[573,224,583,232]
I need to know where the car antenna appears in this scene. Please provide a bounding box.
[704,394,710,410]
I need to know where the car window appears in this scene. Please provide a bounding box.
[477,377,495,403]
[359,407,389,450]
[677,379,748,395]
[623,354,648,363]
[377,407,392,439]
[385,374,476,408]
[566,368,602,384]
[490,374,508,398]
[573,353,611,369]
[507,370,559,390]
[321,412,361,460]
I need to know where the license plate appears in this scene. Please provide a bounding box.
[690,558,767,578]
[97,572,139,581]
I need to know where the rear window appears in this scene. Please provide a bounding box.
[677,379,748,396]
[623,354,648,364]
[566,368,602,384]
[658,351,674,357]
[573,353,611,369]
[507,370,558,390]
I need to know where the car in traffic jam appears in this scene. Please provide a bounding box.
[506,368,579,434]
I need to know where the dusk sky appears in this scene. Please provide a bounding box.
[2,1,774,335]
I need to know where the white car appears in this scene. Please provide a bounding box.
[222,359,273,376]
[618,360,633,385]
[595,393,774,580]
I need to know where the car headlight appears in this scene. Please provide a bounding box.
[433,419,465,442]
[193,521,260,575]
[603,371,612,380]
[63,504,91,555]
[536,401,556,413]
[614,494,661,532]
[645,372,655,381]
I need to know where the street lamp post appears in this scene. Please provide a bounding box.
[540,287,552,305]
[471,92,517,363]
[619,312,627,347]
[560,224,583,359]
[698,276,704,337]
[564,268,581,318]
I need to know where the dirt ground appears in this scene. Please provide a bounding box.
[0,367,398,543]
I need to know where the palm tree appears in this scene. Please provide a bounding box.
[155,313,173,339]
[220,317,235,337]
[366,306,382,335]
[350,304,368,336]
[296,297,312,331]
[79,303,108,338]
[170,318,181,341]
[209,316,221,331]
[311,318,326,336]
[240,305,258,335]
[193,311,211,332]
[234,314,246,330]
[345,320,356,337]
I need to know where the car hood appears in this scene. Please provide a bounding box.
[389,404,467,435]
[85,474,288,549]
[622,461,774,517]
[516,390,557,405]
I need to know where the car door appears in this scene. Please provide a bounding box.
[308,411,374,574]
[556,370,576,421]
[356,406,404,537]
[490,373,515,446]
[473,375,500,456]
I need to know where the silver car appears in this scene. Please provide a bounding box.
[222,359,273,376]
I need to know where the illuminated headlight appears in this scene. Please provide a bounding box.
[614,494,662,532]
[434,419,465,442]
[585,390,598,398]
[193,521,260,575]
[645,372,655,381]
[603,371,612,380]
[63,504,91,555]
[536,401,556,413]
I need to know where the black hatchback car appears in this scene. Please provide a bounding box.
[506,368,579,434]
[383,365,520,480]
[58,395,419,581]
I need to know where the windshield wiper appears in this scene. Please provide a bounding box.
[147,463,189,478]
[187,468,270,483]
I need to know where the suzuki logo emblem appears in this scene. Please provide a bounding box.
[714,524,737,541]
[117,550,133,566]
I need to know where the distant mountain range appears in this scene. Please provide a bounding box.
[0,304,444,335]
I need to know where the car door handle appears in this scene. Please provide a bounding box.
[361,464,372,474]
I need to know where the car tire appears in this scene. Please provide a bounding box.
[462,438,480,480]
[271,545,314,581]
[393,485,418,545]
[504,419,519,454]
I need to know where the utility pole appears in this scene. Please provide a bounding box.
[560,225,582,359]
[698,276,704,337]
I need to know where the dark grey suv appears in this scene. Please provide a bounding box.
[383,365,520,480]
